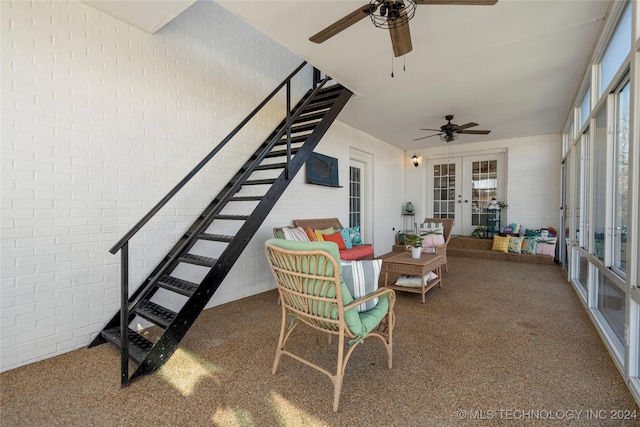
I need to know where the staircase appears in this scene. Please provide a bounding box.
[89,63,352,383]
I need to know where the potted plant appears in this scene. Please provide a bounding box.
[405,234,423,259]
[471,226,486,239]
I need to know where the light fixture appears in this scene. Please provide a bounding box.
[440,132,458,143]
[369,0,416,29]
[412,154,419,167]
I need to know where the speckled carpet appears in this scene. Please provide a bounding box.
[1,256,638,426]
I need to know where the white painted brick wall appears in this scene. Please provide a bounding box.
[1,0,405,371]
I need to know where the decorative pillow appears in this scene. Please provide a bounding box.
[418,226,445,248]
[509,223,521,234]
[323,231,347,250]
[491,235,510,253]
[281,226,310,242]
[536,237,557,256]
[525,229,542,237]
[508,236,523,253]
[314,227,335,242]
[348,227,363,246]
[394,272,438,288]
[521,237,538,254]
[337,228,353,249]
[341,259,382,312]
[305,227,317,241]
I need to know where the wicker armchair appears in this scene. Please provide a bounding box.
[264,238,395,412]
[421,218,454,272]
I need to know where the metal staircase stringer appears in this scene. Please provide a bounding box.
[128,86,353,380]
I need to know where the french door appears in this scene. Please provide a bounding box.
[426,152,506,236]
[349,150,373,244]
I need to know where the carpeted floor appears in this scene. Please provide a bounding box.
[1,256,638,426]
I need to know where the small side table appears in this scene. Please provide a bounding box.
[382,252,444,304]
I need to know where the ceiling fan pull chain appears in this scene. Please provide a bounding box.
[391,51,394,78]
[403,55,406,72]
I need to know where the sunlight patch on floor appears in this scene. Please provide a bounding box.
[269,391,330,427]
[158,348,222,396]
[211,407,254,427]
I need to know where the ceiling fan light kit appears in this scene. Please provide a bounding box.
[413,114,491,143]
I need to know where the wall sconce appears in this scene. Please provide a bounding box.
[412,154,419,167]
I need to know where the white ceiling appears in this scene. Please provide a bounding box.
[85,0,611,151]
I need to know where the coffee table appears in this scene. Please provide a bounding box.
[382,252,444,303]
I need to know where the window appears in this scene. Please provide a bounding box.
[599,4,631,95]
[578,251,589,295]
[579,135,589,250]
[596,270,626,349]
[613,79,630,274]
[592,106,607,261]
[579,87,590,129]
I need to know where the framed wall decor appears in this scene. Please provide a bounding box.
[306,152,341,188]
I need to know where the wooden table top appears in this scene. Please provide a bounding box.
[383,251,443,267]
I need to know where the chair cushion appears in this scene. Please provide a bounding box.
[265,239,386,339]
[339,245,374,260]
[341,259,381,312]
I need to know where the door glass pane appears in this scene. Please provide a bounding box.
[432,163,455,219]
[596,270,626,348]
[471,160,497,227]
[614,80,630,273]
[593,106,607,261]
[349,166,361,228]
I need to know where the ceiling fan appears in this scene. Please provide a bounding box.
[414,115,491,143]
[309,0,498,57]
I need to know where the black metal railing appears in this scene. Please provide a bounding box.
[109,61,331,385]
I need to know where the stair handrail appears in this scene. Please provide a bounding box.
[108,60,318,386]
[124,75,331,314]
[109,60,308,255]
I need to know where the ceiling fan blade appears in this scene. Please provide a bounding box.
[415,0,498,5]
[455,122,479,131]
[309,3,377,43]
[413,133,442,142]
[388,10,413,57]
[419,128,443,132]
[460,129,491,134]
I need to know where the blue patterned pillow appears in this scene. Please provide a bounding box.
[341,259,382,312]
[348,227,363,246]
[521,237,538,254]
[338,228,353,249]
